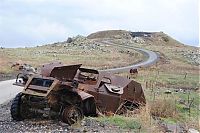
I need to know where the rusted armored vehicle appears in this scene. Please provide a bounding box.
[11,62,146,125]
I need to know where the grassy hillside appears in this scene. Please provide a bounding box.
[87,30,132,39]
[87,30,199,132]
[0,30,199,132]
[0,35,143,74]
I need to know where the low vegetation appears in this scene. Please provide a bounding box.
[0,30,199,132]
[96,106,161,133]
[95,87,199,132]
[0,36,144,74]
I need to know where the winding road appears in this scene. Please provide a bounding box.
[0,41,159,104]
[99,40,159,73]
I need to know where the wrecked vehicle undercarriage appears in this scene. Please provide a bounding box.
[11,62,146,125]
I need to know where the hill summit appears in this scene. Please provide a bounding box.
[87,30,183,46]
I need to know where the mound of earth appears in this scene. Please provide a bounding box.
[87,30,184,47]
[87,30,132,39]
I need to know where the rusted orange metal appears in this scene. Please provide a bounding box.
[75,68,146,113]
[12,62,146,124]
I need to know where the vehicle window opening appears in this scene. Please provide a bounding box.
[30,78,53,87]
[79,72,97,81]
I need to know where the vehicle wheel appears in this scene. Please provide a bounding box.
[10,93,23,121]
[16,73,28,84]
[83,98,97,116]
[61,105,83,125]
[21,76,28,84]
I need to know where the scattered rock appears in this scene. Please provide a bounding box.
[164,90,172,94]
[189,128,200,133]
[183,105,190,111]
[181,50,200,65]
[0,101,130,133]
[132,37,145,44]
[66,37,73,43]
[162,36,169,42]
[178,99,185,104]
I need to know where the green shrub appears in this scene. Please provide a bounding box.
[98,115,141,130]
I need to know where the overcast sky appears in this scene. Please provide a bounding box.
[0,0,199,48]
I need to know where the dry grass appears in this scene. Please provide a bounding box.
[90,31,199,132]
[123,105,163,132]
[0,30,199,131]
[182,117,200,131]
[150,97,177,118]
[97,106,163,132]
[87,30,131,39]
[135,105,161,132]
[0,42,144,74]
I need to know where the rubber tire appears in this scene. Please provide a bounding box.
[61,105,83,125]
[10,93,23,121]
[20,75,28,84]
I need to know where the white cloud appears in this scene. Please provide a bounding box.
[8,0,47,3]
[0,16,2,26]
[73,18,121,34]
[0,0,198,47]
[20,19,71,39]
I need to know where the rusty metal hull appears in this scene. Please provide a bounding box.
[11,62,146,124]
[76,69,146,113]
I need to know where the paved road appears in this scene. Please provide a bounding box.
[0,79,23,104]
[0,41,159,104]
[99,41,159,73]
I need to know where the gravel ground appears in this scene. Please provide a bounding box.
[0,100,132,133]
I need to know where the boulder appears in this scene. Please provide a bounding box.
[188,129,199,133]
[66,37,73,43]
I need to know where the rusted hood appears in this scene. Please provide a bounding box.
[41,62,64,77]
[50,64,82,81]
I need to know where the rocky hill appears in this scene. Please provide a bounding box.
[87,30,199,66]
[87,30,132,39]
[0,30,199,132]
[87,30,184,46]
[0,30,199,78]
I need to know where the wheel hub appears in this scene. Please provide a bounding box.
[62,105,83,125]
